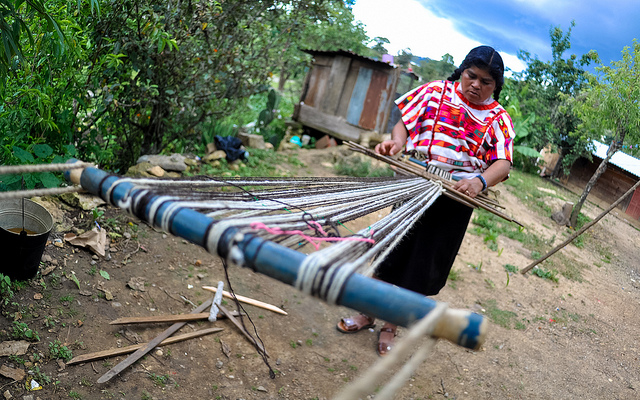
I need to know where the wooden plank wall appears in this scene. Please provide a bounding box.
[568,157,638,217]
[319,55,351,114]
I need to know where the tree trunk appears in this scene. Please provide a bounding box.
[569,138,623,227]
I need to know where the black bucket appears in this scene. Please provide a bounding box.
[0,199,53,280]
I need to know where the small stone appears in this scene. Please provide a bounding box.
[147,165,166,177]
[92,255,99,260]
[276,358,281,365]
[196,274,205,280]
[256,386,267,392]
[155,349,163,357]
[216,360,223,369]
[41,254,52,263]
[3,389,12,400]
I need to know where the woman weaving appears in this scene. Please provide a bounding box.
[337,46,515,355]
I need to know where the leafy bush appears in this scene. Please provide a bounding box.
[12,321,40,342]
[49,340,73,362]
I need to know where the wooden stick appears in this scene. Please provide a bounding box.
[67,327,223,365]
[97,298,213,384]
[521,178,640,275]
[346,141,523,227]
[218,303,269,357]
[109,311,242,325]
[202,286,287,315]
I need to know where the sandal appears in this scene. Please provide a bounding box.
[336,314,376,334]
[377,325,397,356]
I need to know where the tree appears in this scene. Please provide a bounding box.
[369,36,390,59]
[568,40,640,227]
[273,1,370,92]
[413,54,456,82]
[516,21,597,177]
[394,48,413,69]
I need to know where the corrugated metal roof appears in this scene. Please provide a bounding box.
[592,140,640,178]
[302,49,396,70]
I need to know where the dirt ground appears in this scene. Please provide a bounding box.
[1,146,640,400]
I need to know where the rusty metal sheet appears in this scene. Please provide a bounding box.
[346,67,372,126]
[359,69,388,130]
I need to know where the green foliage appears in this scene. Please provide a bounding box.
[49,340,73,361]
[148,373,170,387]
[1,0,369,174]
[532,266,559,283]
[0,273,14,306]
[514,21,598,177]
[413,54,456,83]
[334,156,394,178]
[504,264,519,273]
[12,321,40,342]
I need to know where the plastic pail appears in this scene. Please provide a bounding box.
[0,199,53,280]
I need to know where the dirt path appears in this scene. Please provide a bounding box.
[1,146,639,400]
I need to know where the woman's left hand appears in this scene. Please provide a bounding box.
[453,177,484,198]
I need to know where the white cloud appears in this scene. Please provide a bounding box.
[352,0,526,72]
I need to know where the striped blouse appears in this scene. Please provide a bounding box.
[396,80,515,180]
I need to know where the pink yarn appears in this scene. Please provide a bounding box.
[249,222,375,251]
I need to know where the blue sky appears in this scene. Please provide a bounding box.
[352,0,640,73]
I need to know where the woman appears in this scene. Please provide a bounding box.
[336,45,515,356]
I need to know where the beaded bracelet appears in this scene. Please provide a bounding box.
[476,175,487,192]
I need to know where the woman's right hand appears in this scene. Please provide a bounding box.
[375,139,403,156]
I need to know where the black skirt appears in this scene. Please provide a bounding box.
[375,195,473,296]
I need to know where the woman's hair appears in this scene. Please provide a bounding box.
[447,45,505,101]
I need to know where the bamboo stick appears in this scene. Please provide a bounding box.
[202,286,287,315]
[345,141,523,227]
[67,327,223,365]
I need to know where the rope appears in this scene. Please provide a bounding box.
[0,185,83,200]
[0,161,92,175]
[333,303,448,400]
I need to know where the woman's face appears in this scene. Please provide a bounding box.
[460,65,496,104]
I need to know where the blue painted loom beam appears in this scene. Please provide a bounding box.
[74,166,486,350]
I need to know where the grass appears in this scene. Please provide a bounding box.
[334,156,394,178]
[482,299,519,329]
[531,266,559,283]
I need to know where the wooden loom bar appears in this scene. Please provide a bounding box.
[345,141,523,227]
[66,327,223,365]
[97,298,213,383]
[109,310,242,325]
[70,164,488,351]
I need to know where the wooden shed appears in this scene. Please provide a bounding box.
[293,50,418,142]
[567,141,640,220]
